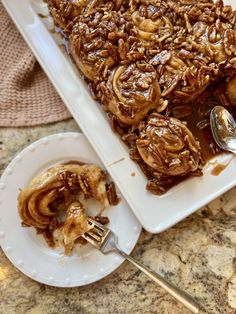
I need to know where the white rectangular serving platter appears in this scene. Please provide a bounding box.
[3,0,236,233]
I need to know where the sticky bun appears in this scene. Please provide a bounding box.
[99,63,161,124]
[44,0,236,194]
[18,162,118,254]
[136,113,201,176]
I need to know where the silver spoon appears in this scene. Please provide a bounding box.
[210,106,236,153]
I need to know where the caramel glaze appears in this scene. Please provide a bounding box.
[38,12,226,166]
[211,164,228,176]
[174,82,236,165]
[39,14,235,182]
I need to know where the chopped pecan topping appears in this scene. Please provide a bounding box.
[106,182,120,205]
[45,0,236,194]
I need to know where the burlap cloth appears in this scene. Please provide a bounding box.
[0,2,72,127]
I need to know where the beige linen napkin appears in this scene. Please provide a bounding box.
[0,2,71,127]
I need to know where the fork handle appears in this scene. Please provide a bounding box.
[117,249,200,314]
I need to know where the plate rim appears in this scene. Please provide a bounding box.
[0,132,142,287]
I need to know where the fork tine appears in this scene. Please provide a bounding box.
[89,226,104,237]
[82,233,101,248]
[87,230,102,242]
[87,217,108,236]
[83,216,112,250]
[85,219,200,313]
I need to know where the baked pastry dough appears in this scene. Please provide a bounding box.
[18,162,117,254]
[136,113,201,176]
[45,0,236,193]
[61,200,91,254]
[100,63,161,125]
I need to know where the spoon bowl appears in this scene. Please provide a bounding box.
[210,106,236,153]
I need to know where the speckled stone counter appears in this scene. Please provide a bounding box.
[0,119,236,314]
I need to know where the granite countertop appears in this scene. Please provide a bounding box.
[0,119,236,314]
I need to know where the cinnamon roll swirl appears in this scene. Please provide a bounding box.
[44,0,236,194]
[136,113,201,176]
[100,63,161,125]
[18,162,117,254]
[132,10,173,46]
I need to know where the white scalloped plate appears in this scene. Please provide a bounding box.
[0,133,141,287]
[2,0,236,233]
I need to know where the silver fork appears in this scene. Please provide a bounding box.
[82,217,201,314]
